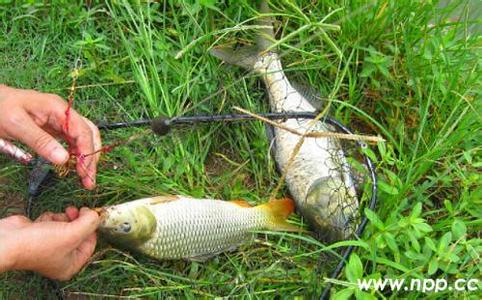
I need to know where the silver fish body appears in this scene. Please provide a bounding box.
[210,9,359,242]
[258,52,359,241]
[99,196,298,261]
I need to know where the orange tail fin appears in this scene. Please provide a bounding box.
[257,198,304,232]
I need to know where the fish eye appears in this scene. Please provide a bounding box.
[120,222,131,233]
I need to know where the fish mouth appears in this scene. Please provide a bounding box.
[92,206,113,226]
[93,207,106,215]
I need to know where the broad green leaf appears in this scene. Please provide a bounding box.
[374,257,410,273]
[449,253,460,263]
[411,202,422,218]
[361,146,378,163]
[199,0,216,6]
[384,232,399,254]
[346,253,363,283]
[377,141,386,157]
[414,222,432,233]
[428,258,438,275]
[438,232,452,252]
[355,289,377,300]
[360,63,376,78]
[332,288,354,300]
[404,250,425,261]
[378,180,399,195]
[364,208,385,230]
[466,244,479,260]
[443,200,453,214]
[451,219,467,239]
[407,231,421,252]
[424,237,437,252]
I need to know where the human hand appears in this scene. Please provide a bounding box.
[0,84,101,189]
[0,207,100,280]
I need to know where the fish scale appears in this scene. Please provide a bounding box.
[140,199,265,259]
[261,52,358,241]
[99,196,300,261]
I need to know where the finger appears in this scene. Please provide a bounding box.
[83,117,101,163]
[67,207,100,244]
[0,215,31,229]
[65,206,79,221]
[35,212,55,222]
[81,117,101,188]
[35,212,70,223]
[5,109,69,165]
[22,94,96,189]
[72,232,97,273]
[51,213,69,222]
[60,109,96,189]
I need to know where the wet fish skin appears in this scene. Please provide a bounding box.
[261,52,358,241]
[210,4,359,242]
[98,196,300,261]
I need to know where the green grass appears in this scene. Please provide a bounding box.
[0,0,480,298]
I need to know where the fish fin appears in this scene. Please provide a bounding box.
[256,0,276,51]
[209,1,277,69]
[265,123,284,173]
[149,195,179,205]
[229,199,253,208]
[188,254,215,263]
[210,46,261,70]
[265,123,276,155]
[290,81,328,111]
[257,198,304,232]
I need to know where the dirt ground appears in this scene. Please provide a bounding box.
[0,176,26,218]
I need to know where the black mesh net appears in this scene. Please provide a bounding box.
[259,51,373,244]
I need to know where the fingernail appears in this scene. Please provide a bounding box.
[83,177,95,190]
[88,168,96,180]
[50,148,68,164]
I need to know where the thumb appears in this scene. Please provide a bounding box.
[7,110,69,164]
[71,232,97,275]
[67,208,100,245]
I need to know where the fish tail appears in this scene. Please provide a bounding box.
[256,0,276,51]
[209,46,261,70]
[257,198,304,232]
[209,0,276,71]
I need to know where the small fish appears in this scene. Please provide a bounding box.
[98,195,301,261]
[210,2,359,242]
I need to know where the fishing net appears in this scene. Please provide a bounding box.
[258,61,378,297]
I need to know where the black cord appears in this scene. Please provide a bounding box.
[96,112,321,131]
[26,157,52,217]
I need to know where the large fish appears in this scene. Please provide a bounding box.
[98,195,301,261]
[210,2,359,242]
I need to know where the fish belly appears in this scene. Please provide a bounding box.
[139,199,265,260]
[274,119,340,200]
